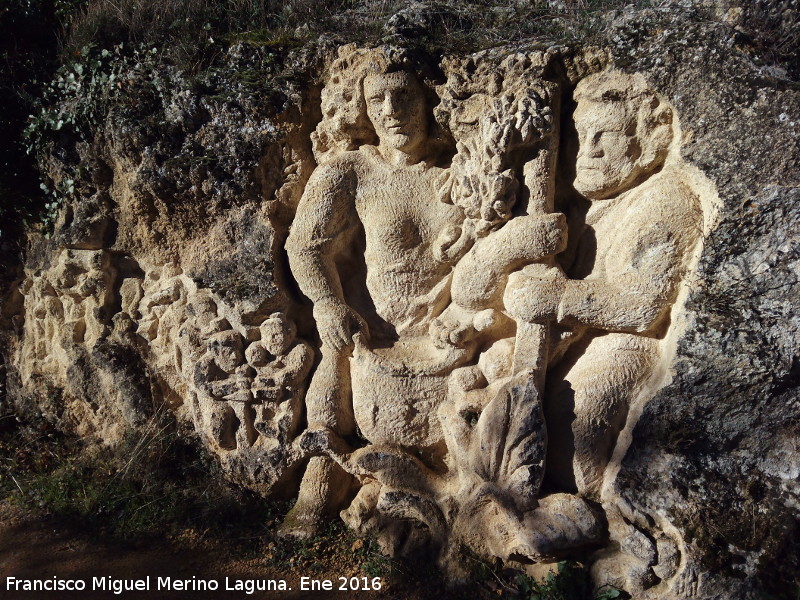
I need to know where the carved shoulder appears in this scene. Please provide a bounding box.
[301,154,361,199]
[617,174,703,267]
[286,156,360,255]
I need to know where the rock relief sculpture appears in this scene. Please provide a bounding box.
[278,48,711,590]
[11,43,718,595]
[19,249,116,382]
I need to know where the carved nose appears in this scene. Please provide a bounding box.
[580,131,603,158]
[384,94,401,115]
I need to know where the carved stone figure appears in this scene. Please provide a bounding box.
[505,71,703,500]
[282,49,578,559]
[18,249,116,383]
[279,60,713,585]
[284,50,466,536]
[190,310,312,453]
[247,312,313,442]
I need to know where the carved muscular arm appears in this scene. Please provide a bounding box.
[505,186,701,335]
[285,163,368,350]
[556,229,688,333]
[450,212,567,311]
[286,163,356,303]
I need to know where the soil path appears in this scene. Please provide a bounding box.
[0,503,439,600]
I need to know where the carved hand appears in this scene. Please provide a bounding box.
[504,264,567,323]
[313,296,370,351]
[430,305,500,349]
[433,218,477,264]
[430,304,477,349]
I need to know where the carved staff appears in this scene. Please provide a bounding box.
[511,80,561,390]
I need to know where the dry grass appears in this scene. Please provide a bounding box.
[66,0,352,54]
[62,0,660,61]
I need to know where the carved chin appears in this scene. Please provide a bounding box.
[574,170,621,200]
[575,163,642,200]
[384,131,413,149]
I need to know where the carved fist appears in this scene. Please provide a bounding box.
[313,296,370,351]
[504,264,567,323]
[433,218,477,264]
[430,305,500,349]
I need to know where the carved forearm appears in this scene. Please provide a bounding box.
[451,213,567,310]
[557,279,672,334]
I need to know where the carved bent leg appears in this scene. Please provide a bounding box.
[545,333,659,498]
[304,344,356,433]
[280,456,353,539]
[280,344,355,538]
[340,479,381,536]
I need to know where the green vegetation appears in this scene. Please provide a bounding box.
[2,0,666,232]
[2,0,794,235]
[0,409,420,589]
[1,410,627,598]
[22,42,169,231]
[0,0,66,230]
[60,0,656,62]
[467,552,623,600]
[0,408,278,545]
[513,562,622,600]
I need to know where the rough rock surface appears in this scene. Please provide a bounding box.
[598,7,800,598]
[1,3,798,598]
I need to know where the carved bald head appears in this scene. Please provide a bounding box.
[573,71,674,200]
[259,312,295,356]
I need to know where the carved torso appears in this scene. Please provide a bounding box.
[353,148,461,337]
[565,167,702,337]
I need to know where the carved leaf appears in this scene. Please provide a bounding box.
[472,372,546,511]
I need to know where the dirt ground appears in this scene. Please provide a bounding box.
[0,501,465,600]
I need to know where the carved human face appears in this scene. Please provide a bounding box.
[260,318,293,356]
[574,101,644,200]
[208,330,244,373]
[364,71,427,155]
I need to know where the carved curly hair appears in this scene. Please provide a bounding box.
[311,45,449,162]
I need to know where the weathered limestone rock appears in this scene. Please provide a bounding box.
[2,5,798,598]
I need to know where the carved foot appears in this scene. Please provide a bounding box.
[278,456,353,540]
[277,512,320,540]
[452,489,605,565]
[516,494,606,561]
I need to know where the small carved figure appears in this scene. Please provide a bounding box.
[504,70,703,497]
[19,277,63,368]
[194,322,252,404]
[246,312,313,440]
[192,319,251,449]
[54,250,116,346]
